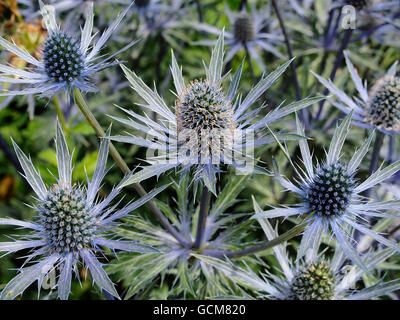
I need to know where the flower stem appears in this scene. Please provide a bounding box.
[243,44,255,81]
[271,0,308,130]
[53,96,68,132]
[73,88,191,248]
[194,0,203,22]
[202,222,306,258]
[193,186,211,250]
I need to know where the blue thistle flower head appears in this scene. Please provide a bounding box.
[0,121,164,300]
[313,51,400,134]
[366,75,400,131]
[108,32,323,194]
[193,5,285,71]
[232,12,256,43]
[304,161,356,218]
[42,32,85,85]
[252,113,400,272]
[0,1,135,98]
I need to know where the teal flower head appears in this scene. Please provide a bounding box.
[0,122,165,300]
[0,1,135,99]
[252,113,400,272]
[108,32,322,194]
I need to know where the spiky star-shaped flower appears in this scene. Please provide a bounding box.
[194,5,284,71]
[0,1,135,98]
[107,174,258,299]
[0,122,165,300]
[252,113,400,272]
[313,51,400,134]
[197,198,400,300]
[108,32,322,193]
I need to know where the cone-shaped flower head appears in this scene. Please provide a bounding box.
[305,162,356,218]
[366,75,400,131]
[0,122,165,300]
[109,32,323,193]
[39,184,97,253]
[0,1,135,98]
[233,12,256,43]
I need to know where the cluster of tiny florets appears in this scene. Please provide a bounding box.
[366,75,400,132]
[233,12,256,43]
[176,80,235,160]
[344,0,369,10]
[176,79,234,134]
[43,32,84,84]
[305,162,355,217]
[289,261,336,300]
[38,185,97,254]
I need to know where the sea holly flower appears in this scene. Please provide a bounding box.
[0,1,134,98]
[252,113,400,272]
[106,174,260,299]
[108,32,322,193]
[0,121,166,300]
[195,199,400,300]
[193,4,284,70]
[313,52,400,134]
